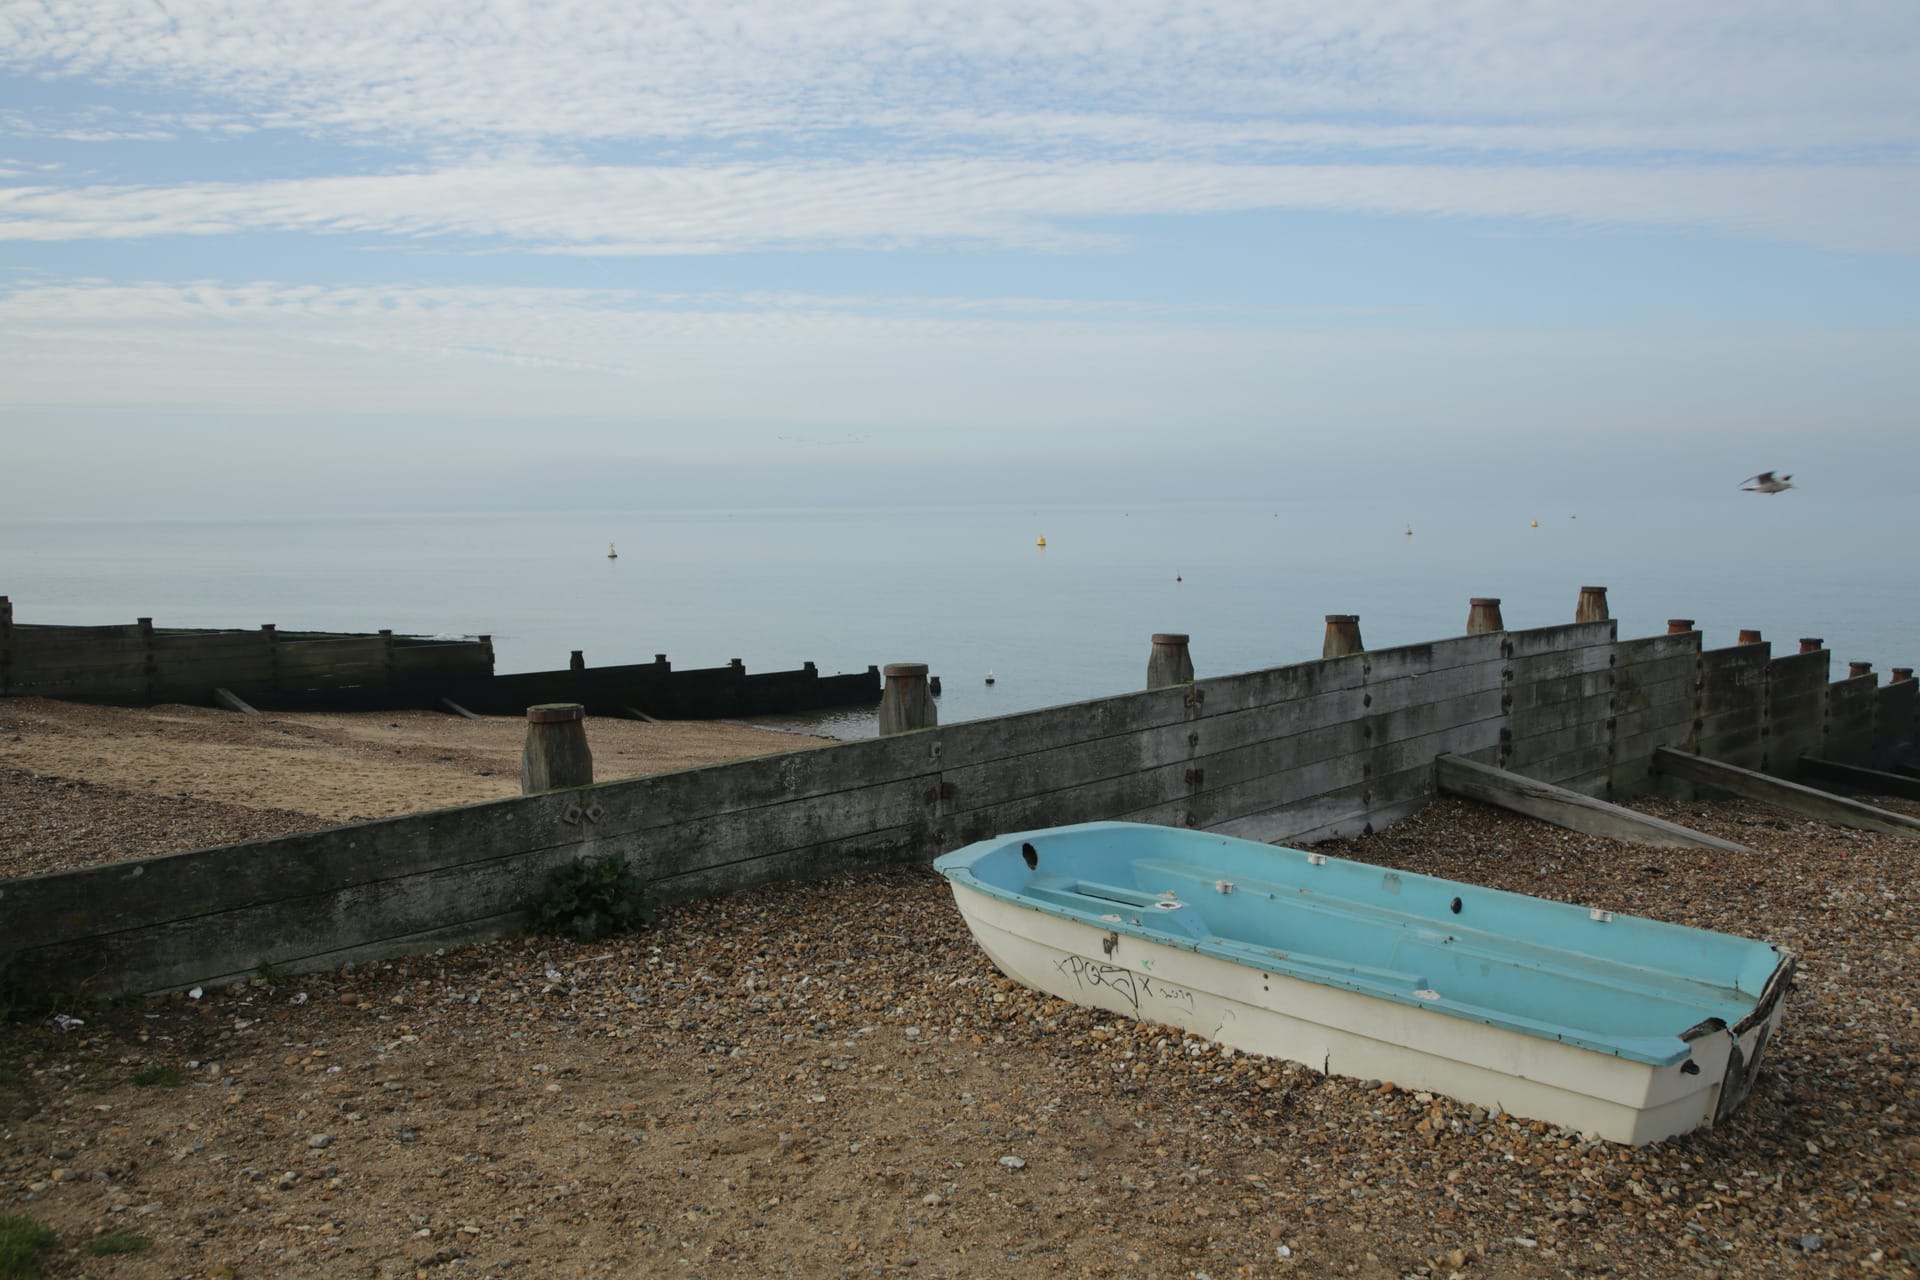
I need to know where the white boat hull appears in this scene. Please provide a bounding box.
[950,881,1784,1146]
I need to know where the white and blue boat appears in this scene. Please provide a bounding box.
[934,822,1793,1145]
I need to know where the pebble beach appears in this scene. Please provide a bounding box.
[1,699,1916,1278]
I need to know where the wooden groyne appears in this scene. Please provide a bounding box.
[4,589,1916,997]
[0,597,879,719]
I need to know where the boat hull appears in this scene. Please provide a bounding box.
[936,823,1792,1146]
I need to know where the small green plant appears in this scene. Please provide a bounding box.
[534,852,658,943]
[132,1064,182,1087]
[84,1233,150,1257]
[0,1214,56,1279]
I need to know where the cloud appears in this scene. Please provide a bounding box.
[2,279,1913,450]
[4,156,1917,256]
[2,1,1915,159]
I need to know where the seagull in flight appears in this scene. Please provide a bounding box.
[1738,471,1794,494]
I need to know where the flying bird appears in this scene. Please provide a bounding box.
[1738,471,1794,494]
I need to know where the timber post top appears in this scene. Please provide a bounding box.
[884,663,929,679]
[526,703,586,724]
[1151,634,1189,645]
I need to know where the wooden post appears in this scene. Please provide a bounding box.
[1668,619,1695,635]
[1574,585,1609,623]
[1848,661,1875,681]
[878,663,937,735]
[1466,598,1504,634]
[1800,638,1824,654]
[138,616,155,704]
[262,623,279,701]
[569,650,586,674]
[1738,629,1763,646]
[1146,633,1194,689]
[1322,615,1363,658]
[522,703,593,794]
[1894,668,1914,684]
[0,595,10,696]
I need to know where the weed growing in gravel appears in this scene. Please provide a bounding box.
[0,1215,56,1279]
[534,852,658,942]
[132,1064,182,1087]
[84,1233,150,1257]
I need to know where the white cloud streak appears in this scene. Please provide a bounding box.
[2,279,1912,448]
[4,157,1917,255]
[3,1,1916,158]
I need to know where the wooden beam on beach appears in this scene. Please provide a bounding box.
[212,687,259,716]
[1796,755,1920,803]
[440,698,484,720]
[1653,747,1920,836]
[1435,754,1749,852]
[623,705,662,723]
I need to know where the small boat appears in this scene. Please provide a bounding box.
[1036,535,1047,548]
[935,822,1793,1145]
[607,542,618,559]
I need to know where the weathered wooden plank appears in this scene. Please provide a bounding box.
[1508,685,1611,737]
[647,823,932,901]
[1695,719,1766,770]
[1180,714,1504,833]
[1653,747,1920,835]
[1207,762,1434,846]
[1521,742,1614,796]
[619,777,935,883]
[1795,756,1920,803]
[1615,633,1703,664]
[4,647,149,678]
[1613,694,1697,744]
[1502,620,1617,659]
[1507,716,1611,766]
[4,668,150,696]
[937,761,1196,847]
[1435,754,1748,851]
[1699,645,1769,704]
[1507,667,1612,715]
[930,685,1193,770]
[1878,681,1918,751]
[148,631,267,654]
[1610,662,1697,715]
[1823,676,1879,763]
[1357,634,1506,682]
[442,699,485,720]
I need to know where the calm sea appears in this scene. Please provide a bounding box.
[1,497,1912,737]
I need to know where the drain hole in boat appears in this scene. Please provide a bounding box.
[1022,842,1038,869]
[1680,1059,1701,1075]
[1153,900,1184,911]
[1449,896,1463,915]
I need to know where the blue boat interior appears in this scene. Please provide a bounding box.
[936,822,1789,1066]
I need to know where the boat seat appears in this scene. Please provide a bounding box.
[1023,875,1214,940]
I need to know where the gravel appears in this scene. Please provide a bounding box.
[1,706,1916,1278]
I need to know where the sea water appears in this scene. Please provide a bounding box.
[1,496,1912,737]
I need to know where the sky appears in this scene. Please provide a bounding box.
[2,1,1918,517]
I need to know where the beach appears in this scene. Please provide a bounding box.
[1,701,1916,1278]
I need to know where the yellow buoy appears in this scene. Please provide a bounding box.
[1530,520,1538,528]
[1036,535,1046,547]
